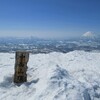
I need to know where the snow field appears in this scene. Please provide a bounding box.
[0,51,100,100]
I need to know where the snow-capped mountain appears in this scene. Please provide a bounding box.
[82,31,96,39]
[81,31,97,41]
[0,51,100,100]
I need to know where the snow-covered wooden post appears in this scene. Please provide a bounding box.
[14,51,29,83]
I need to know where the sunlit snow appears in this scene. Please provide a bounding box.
[0,51,100,100]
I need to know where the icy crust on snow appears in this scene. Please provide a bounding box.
[0,51,100,100]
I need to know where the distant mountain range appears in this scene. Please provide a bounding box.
[0,35,100,53]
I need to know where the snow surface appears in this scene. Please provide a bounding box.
[0,51,100,100]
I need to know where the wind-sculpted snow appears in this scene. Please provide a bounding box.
[0,51,100,100]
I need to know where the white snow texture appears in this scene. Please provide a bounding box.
[0,51,100,100]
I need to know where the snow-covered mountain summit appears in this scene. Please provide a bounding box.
[82,31,96,39]
[81,31,97,41]
[0,51,100,100]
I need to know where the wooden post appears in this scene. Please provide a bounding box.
[14,51,29,83]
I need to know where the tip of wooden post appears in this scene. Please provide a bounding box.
[16,50,29,53]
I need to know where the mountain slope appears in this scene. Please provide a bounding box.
[0,51,100,100]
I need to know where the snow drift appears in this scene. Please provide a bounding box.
[0,51,100,100]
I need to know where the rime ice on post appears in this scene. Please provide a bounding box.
[14,51,29,83]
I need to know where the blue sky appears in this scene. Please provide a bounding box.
[0,0,100,39]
